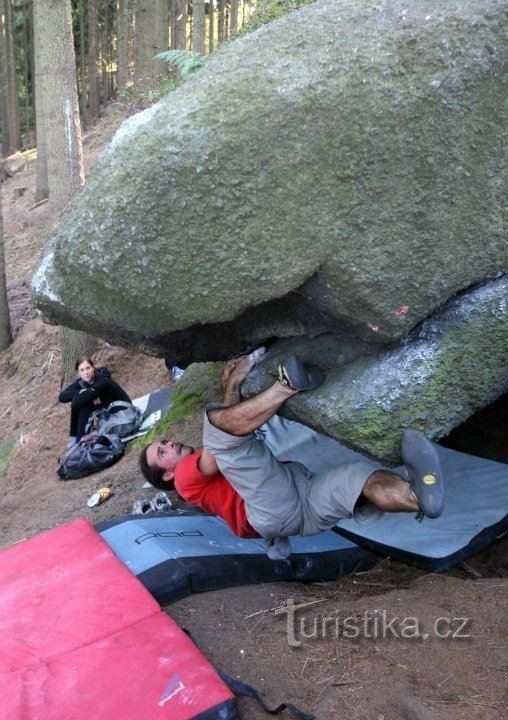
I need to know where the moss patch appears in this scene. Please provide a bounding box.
[137,362,224,447]
[0,435,18,477]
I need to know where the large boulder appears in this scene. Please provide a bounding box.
[33,0,507,355]
[242,276,508,463]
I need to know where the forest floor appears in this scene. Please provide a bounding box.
[0,108,506,720]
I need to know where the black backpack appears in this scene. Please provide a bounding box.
[57,432,125,480]
[85,401,142,439]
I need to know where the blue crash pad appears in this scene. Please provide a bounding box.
[97,511,376,604]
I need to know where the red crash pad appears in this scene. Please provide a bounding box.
[0,519,236,720]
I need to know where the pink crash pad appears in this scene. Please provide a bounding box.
[0,519,236,720]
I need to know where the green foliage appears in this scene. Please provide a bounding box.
[117,76,180,114]
[155,50,205,78]
[135,362,224,448]
[236,0,316,37]
[138,387,205,446]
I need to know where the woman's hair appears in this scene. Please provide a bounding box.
[75,355,96,371]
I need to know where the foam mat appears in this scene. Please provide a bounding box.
[97,511,376,604]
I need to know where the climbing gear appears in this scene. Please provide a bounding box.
[85,400,142,439]
[58,433,124,480]
[277,355,324,392]
[400,429,444,520]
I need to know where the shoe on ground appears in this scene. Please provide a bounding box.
[153,491,172,511]
[401,429,444,519]
[132,499,156,515]
[278,355,324,392]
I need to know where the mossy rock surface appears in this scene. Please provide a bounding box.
[33,0,507,353]
[139,362,223,445]
[243,276,508,462]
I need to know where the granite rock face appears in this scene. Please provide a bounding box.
[32,0,508,454]
[33,0,507,354]
[243,276,508,463]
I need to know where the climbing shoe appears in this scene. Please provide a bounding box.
[401,429,444,520]
[277,355,324,392]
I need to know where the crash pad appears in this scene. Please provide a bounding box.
[0,519,236,720]
[260,417,508,571]
[97,511,376,604]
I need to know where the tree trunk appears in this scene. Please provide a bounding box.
[100,3,109,107]
[0,0,22,154]
[88,0,99,119]
[0,23,10,156]
[192,0,205,55]
[34,0,84,209]
[32,0,48,201]
[208,0,214,53]
[230,0,238,35]
[78,0,88,129]
[116,0,129,90]
[134,0,168,81]
[170,0,177,49]
[22,8,31,140]
[0,183,13,350]
[175,0,187,50]
[217,0,225,44]
[60,326,99,385]
[33,0,96,384]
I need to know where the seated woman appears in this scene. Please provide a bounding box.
[59,356,131,447]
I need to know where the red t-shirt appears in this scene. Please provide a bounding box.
[173,450,260,539]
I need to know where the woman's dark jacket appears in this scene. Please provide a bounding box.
[59,367,131,438]
[59,366,130,409]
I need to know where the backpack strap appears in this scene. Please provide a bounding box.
[84,408,105,435]
[218,671,315,720]
[106,400,138,414]
[181,629,314,720]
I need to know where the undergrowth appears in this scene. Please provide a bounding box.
[117,75,180,114]
[235,0,316,37]
[0,435,18,477]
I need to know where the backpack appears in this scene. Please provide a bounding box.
[57,432,125,480]
[85,400,142,439]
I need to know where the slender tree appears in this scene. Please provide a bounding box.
[170,0,177,48]
[0,0,22,154]
[0,33,9,156]
[22,6,32,139]
[192,0,205,54]
[78,0,88,129]
[208,0,214,52]
[32,0,48,200]
[175,0,187,50]
[230,0,238,35]
[34,0,97,384]
[217,0,225,43]
[0,182,13,350]
[88,0,99,119]
[100,2,109,106]
[116,0,129,90]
